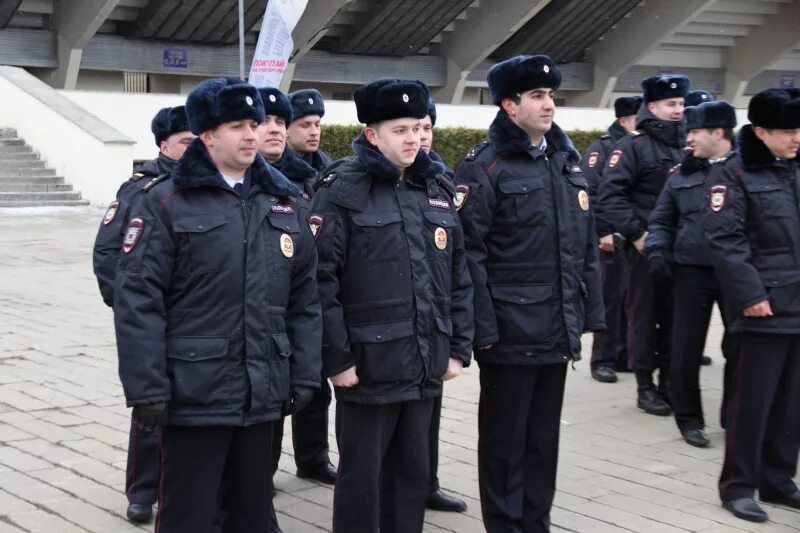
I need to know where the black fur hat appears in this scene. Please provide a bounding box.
[354,78,430,124]
[151,106,191,146]
[427,96,437,125]
[186,77,264,134]
[258,87,292,123]
[641,74,690,103]
[685,90,715,108]
[288,89,325,122]
[614,96,643,118]
[487,54,561,106]
[685,101,737,131]
[748,88,800,129]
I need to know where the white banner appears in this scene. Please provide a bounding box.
[248,0,309,88]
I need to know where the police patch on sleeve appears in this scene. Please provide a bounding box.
[608,149,623,168]
[454,184,470,211]
[122,218,144,253]
[102,201,119,225]
[587,152,600,168]
[709,185,728,212]
[308,214,323,239]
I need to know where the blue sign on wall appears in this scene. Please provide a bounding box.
[779,73,796,89]
[163,48,188,69]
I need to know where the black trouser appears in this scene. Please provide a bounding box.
[429,395,443,492]
[156,423,278,533]
[591,250,629,370]
[719,333,800,502]
[478,362,568,533]
[125,417,160,506]
[270,378,332,476]
[625,250,672,378]
[333,398,434,533]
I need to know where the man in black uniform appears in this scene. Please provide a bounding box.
[645,100,737,448]
[599,74,689,415]
[419,96,468,514]
[311,78,474,533]
[582,95,642,383]
[91,105,193,524]
[704,88,800,523]
[685,89,714,108]
[455,55,605,532]
[287,89,334,172]
[256,86,337,486]
[112,77,322,533]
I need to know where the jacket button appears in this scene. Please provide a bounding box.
[189,352,196,356]
[376,335,382,340]
[520,298,526,303]
[197,225,204,230]
[376,220,382,224]
[522,186,528,192]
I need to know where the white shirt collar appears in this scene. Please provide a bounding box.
[220,172,244,189]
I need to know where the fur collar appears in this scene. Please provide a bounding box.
[608,120,628,142]
[351,132,446,187]
[428,149,453,177]
[488,110,580,161]
[136,153,177,177]
[737,124,786,170]
[635,105,685,148]
[273,147,317,184]
[679,151,710,175]
[174,138,299,198]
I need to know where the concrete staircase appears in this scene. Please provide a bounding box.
[0,128,89,207]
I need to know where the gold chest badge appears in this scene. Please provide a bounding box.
[280,234,294,258]
[434,227,448,250]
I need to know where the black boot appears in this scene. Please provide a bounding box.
[636,371,671,416]
[426,488,467,512]
[126,503,153,523]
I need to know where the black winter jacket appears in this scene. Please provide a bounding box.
[454,111,605,365]
[310,134,474,404]
[113,139,322,426]
[581,120,628,237]
[302,148,334,173]
[273,147,317,200]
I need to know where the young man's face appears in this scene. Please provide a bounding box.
[419,115,433,154]
[287,114,322,155]
[686,128,720,159]
[503,88,555,138]
[160,131,196,160]
[256,115,287,162]
[755,127,800,160]
[365,117,421,170]
[200,119,259,172]
[618,114,638,133]
[647,97,685,122]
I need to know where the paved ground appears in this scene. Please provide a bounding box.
[0,206,797,533]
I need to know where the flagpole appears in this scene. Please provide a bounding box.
[238,0,246,79]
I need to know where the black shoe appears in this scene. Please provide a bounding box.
[297,462,337,484]
[592,366,618,383]
[426,489,467,512]
[681,429,710,448]
[761,490,800,509]
[722,498,768,522]
[701,355,712,366]
[126,503,153,523]
[637,389,671,416]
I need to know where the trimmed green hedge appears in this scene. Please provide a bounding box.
[320,125,606,168]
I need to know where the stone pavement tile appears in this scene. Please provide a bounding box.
[0,387,51,412]
[568,501,690,533]
[275,512,327,532]
[0,425,32,443]
[8,438,86,465]
[0,521,27,532]
[0,490,35,515]
[0,444,53,472]
[55,457,122,486]
[38,411,90,427]
[424,508,484,531]
[0,471,70,503]
[61,438,125,466]
[551,506,638,532]
[71,423,128,448]
[1,418,83,443]
[682,501,799,533]
[5,510,89,532]
[593,493,720,531]
[40,498,132,532]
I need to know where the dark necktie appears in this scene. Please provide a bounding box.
[233,182,244,197]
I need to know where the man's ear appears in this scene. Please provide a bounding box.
[752,126,768,143]
[364,126,379,146]
[500,98,516,117]
[199,129,214,147]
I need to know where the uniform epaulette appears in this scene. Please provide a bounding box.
[668,164,681,176]
[629,130,643,137]
[600,134,611,140]
[712,156,727,165]
[464,140,490,161]
[131,172,146,181]
[317,172,338,189]
[142,175,164,190]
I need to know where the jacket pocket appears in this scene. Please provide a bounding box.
[423,210,459,262]
[266,214,300,271]
[350,212,405,263]
[166,336,234,407]
[269,333,292,403]
[743,180,793,219]
[348,319,418,383]
[491,284,554,345]
[498,175,546,226]
[172,215,230,274]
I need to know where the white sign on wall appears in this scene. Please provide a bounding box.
[248,0,309,88]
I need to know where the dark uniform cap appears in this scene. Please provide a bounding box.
[641,74,690,103]
[685,101,737,131]
[186,77,265,134]
[613,96,643,118]
[258,87,293,123]
[151,106,190,146]
[288,89,325,122]
[487,54,561,106]
[685,90,715,108]
[748,88,800,129]
[427,96,437,126]
[354,78,430,124]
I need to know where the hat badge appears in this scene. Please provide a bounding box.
[402,93,409,103]
[308,97,314,105]
[245,96,253,106]
[269,94,276,102]
[543,65,550,73]
[670,82,677,89]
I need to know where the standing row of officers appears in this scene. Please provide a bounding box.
[90,52,800,532]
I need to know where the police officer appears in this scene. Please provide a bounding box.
[685,89,715,108]
[599,74,690,415]
[704,88,800,523]
[582,95,642,383]
[287,89,334,172]
[112,78,322,533]
[419,96,468,514]
[311,78,474,533]
[645,100,737,448]
[455,55,605,532]
[91,105,193,524]
[256,86,337,486]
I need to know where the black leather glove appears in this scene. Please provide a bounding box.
[132,403,168,431]
[648,254,672,280]
[282,386,316,416]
